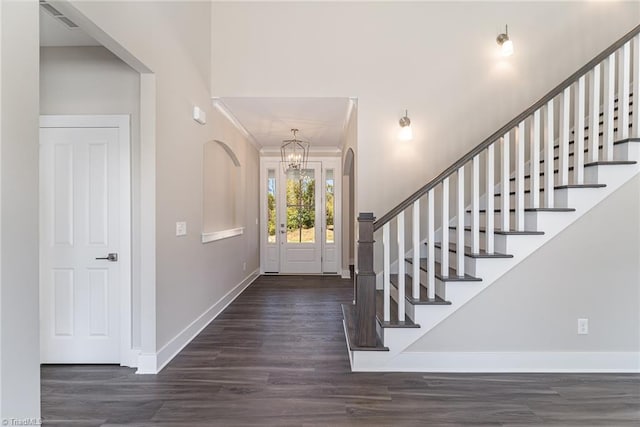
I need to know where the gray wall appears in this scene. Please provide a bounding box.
[66,0,260,352]
[0,0,40,419]
[408,175,640,352]
[39,46,144,347]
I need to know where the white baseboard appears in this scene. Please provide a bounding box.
[121,348,141,369]
[354,351,640,373]
[136,353,158,374]
[135,269,260,374]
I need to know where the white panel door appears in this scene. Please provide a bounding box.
[279,162,322,273]
[40,127,121,363]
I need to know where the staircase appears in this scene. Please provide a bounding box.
[343,25,640,371]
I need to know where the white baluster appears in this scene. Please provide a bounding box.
[396,211,405,321]
[412,199,420,300]
[456,167,465,277]
[501,134,510,231]
[382,222,390,322]
[441,177,450,275]
[515,121,525,231]
[530,110,541,208]
[575,75,586,184]
[485,144,495,254]
[559,87,571,186]
[621,41,631,140]
[634,36,640,138]
[589,64,601,162]
[545,100,555,208]
[603,53,615,160]
[471,155,480,253]
[427,189,435,300]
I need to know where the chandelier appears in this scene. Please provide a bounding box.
[280,128,309,173]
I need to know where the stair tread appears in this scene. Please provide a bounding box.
[494,184,606,197]
[449,226,544,236]
[405,258,482,282]
[541,135,635,164]
[508,161,637,181]
[584,160,637,167]
[389,274,451,305]
[469,207,576,213]
[341,304,388,351]
[375,290,420,328]
[431,241,513,259]
[554,183,607,190]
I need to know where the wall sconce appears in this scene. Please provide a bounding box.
[496,25,514,57]
[399,110,413,141]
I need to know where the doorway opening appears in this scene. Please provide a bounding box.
[261,157,342,274]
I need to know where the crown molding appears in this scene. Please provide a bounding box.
[211,97,261,150]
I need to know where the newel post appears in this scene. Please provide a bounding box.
[355,212,377,347]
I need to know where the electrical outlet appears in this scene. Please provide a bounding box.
[242,262,246,271]
[176,221,187,237]
[577,318,589,335]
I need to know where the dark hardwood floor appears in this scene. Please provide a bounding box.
[41,275,640,426]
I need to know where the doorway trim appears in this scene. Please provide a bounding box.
[39,114,136,367]
[260,154,342,274]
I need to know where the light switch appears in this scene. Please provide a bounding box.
[193,106,206,125]
[577,318,589,335]
[176,221,187,236]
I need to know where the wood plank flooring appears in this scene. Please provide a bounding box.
[41,275,640,426]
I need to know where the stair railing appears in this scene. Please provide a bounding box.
[354,24,640,348]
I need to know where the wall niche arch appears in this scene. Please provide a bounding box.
[202,139,244,242]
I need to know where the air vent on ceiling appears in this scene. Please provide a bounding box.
[40,0,79,29]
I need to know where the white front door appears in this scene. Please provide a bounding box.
[279,162,322,273]
[40,125,124,363]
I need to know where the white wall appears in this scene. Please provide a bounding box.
[39,46,145,347]
[60,1,260,359]
[408,175,640,353]
[0,0,40,419]
[211,1,640,217]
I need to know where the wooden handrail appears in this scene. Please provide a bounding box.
[373,24,640,231]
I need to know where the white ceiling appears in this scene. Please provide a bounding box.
[219,97,352,148]
[39,8,100,47]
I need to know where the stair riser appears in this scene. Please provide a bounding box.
[485,192,576,209]
[388,273,447,322]
[446,229,509,253]
[419,269,447,301]
[433,246,478,277]
[464,211,539,230]
[388,282,416,323]
[375,321,384,346]
[523,143,630,176]
[613,140,640,163]
[507,176,600,193]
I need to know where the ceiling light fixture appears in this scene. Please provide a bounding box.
[496,25,514,57]
[399,110,413,141]
[280,128,310,173]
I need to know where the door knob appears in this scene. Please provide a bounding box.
[96,253,118,262]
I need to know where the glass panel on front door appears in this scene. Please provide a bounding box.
[285,169,315,243]
[267,169,276,243]
[325,169,334,243]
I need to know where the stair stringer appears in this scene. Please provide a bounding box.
[349,141,640,371]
